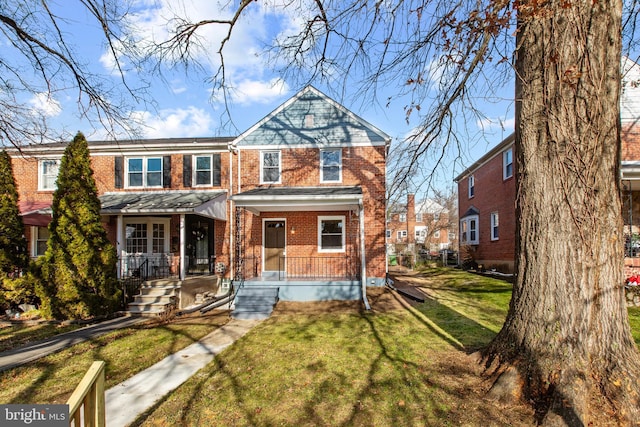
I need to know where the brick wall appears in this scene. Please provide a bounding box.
[236,145,387,280]
[458,145,516,271]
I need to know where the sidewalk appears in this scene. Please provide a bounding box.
[105,318,262,427]
[0,315,146,372]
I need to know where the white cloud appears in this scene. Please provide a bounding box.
[476,116,515,133]
[29,93,62,117]
[132,106,215,138]
[230,79,289,105]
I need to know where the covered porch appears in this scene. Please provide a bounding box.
[231,186,367,301]
[99,190,227,281]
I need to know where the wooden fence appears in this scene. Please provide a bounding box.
[67,361,106,427]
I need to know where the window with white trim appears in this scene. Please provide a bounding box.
[261,151,281,183]
[460,215,479,245]
[491,212,499,240]
[32,226,49,257]
[195,155,213,186]
[39,159,60,191]
[125,220,170,254]
[503,148,513,179]
[386,229,391,238]
[127,157,162,188]
[318,216,345,252]
[434,230,440,238]
[397,230,407,240]
[320,149,342,182]
[416,213,423,222]
[468,175,475,198]
[399,213,407,222]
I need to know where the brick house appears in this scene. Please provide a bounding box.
[10,86,390,309]
[386,194,455,255]
[454,58,640,275]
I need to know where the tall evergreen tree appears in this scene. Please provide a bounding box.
[0,150,28,276]
[39,132,120,319]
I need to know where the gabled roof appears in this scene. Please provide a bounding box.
[454,133,515,182]
[232,86,391,148]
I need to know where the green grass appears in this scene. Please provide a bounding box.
[2,268,638,426]
[0,312,229,404]
[0,322,81,352]
[629,307,640,346]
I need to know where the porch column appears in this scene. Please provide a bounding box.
[359,202,370,310]
[179,214,186,280]
[117,215,124,279]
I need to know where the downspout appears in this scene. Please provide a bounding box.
[229,145,235,280]
[359,200,371,310]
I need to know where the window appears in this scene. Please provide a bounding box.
[39,159,60,190]
[416,213,423,222]
[468,175,475,198]
[319,216,345,252]
[460,215,479,245]
[127,157,163,188]
[32,226,49,257]
[503,148,513,179]
[397,230,407,240]
[386,230,391,238]
[491,212,499,240]
[434,212,440,221]
[195,155,212,186]
[261,151,281,183]
[125,220,170,254]
[320,149,342,182]
[399,213,407,222]
[434,230,440,238]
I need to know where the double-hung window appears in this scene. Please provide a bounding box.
[261,151,281,184]
[468,175,475,198]
[460,215,479,245]
[127,157,163,188]
[503,148,513,180]
[320,149,342,182]
[399,213,407,222]
[319,216,345,252]
[32,226,49,257]
[39,159,60,191]
[491,212,499,240]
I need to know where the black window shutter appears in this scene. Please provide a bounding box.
[212,153,221,186]
[183,155,192,187]
[163,155,171,188]
[114,156,123,189]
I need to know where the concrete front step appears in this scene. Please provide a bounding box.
[127,280,180,316]
[231,286,278,320]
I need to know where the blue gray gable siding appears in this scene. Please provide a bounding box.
[235,86,389,147]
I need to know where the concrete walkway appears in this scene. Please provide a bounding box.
[105,318,262,427]
[0,315,146,372]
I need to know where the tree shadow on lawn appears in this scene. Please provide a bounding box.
[129,288,534,426]
[0,311,229,405]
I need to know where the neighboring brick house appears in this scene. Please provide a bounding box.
[454,134,517,273]
[455,59,640,275]
[386,194,455,255]
[10,85,390,304]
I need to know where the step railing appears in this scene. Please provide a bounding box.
[67,361,106,427]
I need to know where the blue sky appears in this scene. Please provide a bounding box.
[10,0,517,192]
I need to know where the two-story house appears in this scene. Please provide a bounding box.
[386,194,455,256]
[454,59,640,275]
[11,86,390,309]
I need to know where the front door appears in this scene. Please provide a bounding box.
[264,220,285,272]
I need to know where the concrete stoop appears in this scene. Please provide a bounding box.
[231,286,279,320]
[127,280,180,316]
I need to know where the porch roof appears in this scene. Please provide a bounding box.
[231,186,363,214]
[99,191,227,220]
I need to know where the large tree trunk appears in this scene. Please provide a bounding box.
[484,1,640,425]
